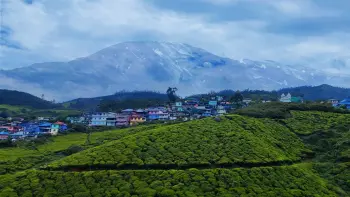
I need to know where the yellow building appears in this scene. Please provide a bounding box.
[130,115,146,126]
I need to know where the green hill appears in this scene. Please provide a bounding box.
[0,89,58,109]
[0,109,349,196]
[48,115,307,169]
[64,91,168,110]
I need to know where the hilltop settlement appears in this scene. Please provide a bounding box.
[1,91,349,142]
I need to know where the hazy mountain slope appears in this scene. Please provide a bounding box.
[1,41,349,101]
[0,89,58,109]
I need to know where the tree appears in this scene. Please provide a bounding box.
[0,111,10,118]
[231,91,244,109]
[166,87,178,103]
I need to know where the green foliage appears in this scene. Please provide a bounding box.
[235,102,349,119]
[282,111,350,162]
[62,145,85,156]
[313,162,350,194]
[166,87,178,103]
[0,165,341,196]
[49,115,307,168]
[0,109,349,196]
[98,99,165,112]
[0,104,80,120]
[0,89,58,109]
[0,125,161,174]
[65,90,168,110]
[283,111,350,135]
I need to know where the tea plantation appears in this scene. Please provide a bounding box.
[0,110,349,196]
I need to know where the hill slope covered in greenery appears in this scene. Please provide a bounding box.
[0,108,349,196]
[64,91,168,110]
[49,115,307,169]
[0,89,58,109]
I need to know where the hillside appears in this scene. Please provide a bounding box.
[193,84,350,102]
[49,115,307,169]
[0,89,58,109]
[279,84,350,100]
[64,91,168,110]
[0,109,349,196]
[2,41,350,101]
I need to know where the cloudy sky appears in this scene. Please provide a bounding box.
[1,0,350,71]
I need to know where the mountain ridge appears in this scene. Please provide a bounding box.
[1,41,350,101]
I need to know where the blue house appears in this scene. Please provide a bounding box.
[10,132,26,140]
[38,122,52,133]
[338,98,350,109]
[0,131,9,140]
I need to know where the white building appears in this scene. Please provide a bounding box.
[91,112,116,126]
[280,93,292,103]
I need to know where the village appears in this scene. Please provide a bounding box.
[1,92,350,142]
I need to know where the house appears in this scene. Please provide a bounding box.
[169,115,177,121]
[67,116,86,124]
[175,102,183,107]
[159,112,170,121]
[195,105,207,110]
[129,114,146,126]
[216,96,224,102]
[243,99,252,104]
[147,107,167,113]
[148,111,160,120]
[148,111,169,121]
[216,106,226,116]
[185,98,199,105]
[116,114,130,126]
[50,123,60,135]
[208,101,218,107]
[280,93,292,102]
[106,117,117,126]
[337,98,350,109]
[91,112,116,126]
[10,131,26,140]
[291,96,303,103]
[0,131,9,140]
[38,122,52,134]
[202,109,212,117]
[37,117,51,121]
[50,122,68,135]
[121,109,134,115]
[328,99,339,106]
[135,109,146,115]
[0,126,18,133]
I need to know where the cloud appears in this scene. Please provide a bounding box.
[1,0,350,74]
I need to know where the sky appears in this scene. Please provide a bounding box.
[1,0,350,72]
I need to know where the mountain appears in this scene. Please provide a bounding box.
[1,41,350,101]
[0,89,58,109]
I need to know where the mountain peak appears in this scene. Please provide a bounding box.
[1,41,350,101]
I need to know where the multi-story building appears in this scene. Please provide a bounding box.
[116,114,130,126]
[91,112,116,126]
[129,114,146,126]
